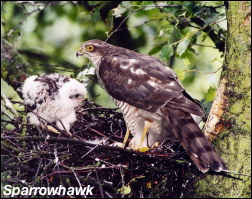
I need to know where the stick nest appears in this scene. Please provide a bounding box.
[1,99,203,198]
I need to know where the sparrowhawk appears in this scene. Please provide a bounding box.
[76,39,227,173]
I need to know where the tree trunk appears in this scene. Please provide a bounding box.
[195,1,251,198]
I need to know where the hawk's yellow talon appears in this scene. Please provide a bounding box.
[151,142,159,148]
[138,147,150,152]
[131,145,149,152]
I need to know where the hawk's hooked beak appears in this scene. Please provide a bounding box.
[76,51,84,58]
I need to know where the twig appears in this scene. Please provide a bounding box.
[81,144,99,158]
[120,167,125,198]
[2,136,178,162]
[105,15,130,42]
[1,93,19,118]
[87,127,109,138]
[193,43,218,49]
[1,99,207,197]
[182,67,222,74]
[111,18,159,34]
[70,167,87,198]
[171,18,227,47]
[1,105,14,120]
[133,42,167,51]
[95,166,105,198]
[143,5,182,9]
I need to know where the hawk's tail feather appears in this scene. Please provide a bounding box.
[161,107,227,173]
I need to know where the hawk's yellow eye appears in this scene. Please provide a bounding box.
[85,45,95,52]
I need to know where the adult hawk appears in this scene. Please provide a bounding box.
[22,73,86,133]
[76,39,227,173]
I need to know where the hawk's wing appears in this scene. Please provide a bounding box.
[98,53,228,173]
[98,53,204,116]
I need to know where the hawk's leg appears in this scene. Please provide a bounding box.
[139,120,151,147]
[121,129,130,148]
[112,129,130,148]
[129,120,151,151]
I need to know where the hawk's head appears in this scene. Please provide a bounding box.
[76,39,112,65]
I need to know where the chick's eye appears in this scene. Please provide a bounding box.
[70,94,81,99]
[85,45,95,52]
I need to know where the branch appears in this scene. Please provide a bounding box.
[1,39,31,89]
[183,67,222,75]
[1,93,19,118]
[1,136,161,160]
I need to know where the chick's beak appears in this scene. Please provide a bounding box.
[78,95,87,101]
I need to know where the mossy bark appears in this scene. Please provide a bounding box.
[1,39,32,90]
[195,1,251,198]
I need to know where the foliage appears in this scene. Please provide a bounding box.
[1,1,226,106]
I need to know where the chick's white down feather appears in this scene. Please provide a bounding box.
[22,73,87,132]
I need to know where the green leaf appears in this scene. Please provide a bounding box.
[176,159,186,164]
[170,28,181,43]
[1,78,23,129]
[118,185,131,195]
[204,13,225,26]
[191,31,202,44]
[183,57,191,67]
[142,1,154,6]
[161,25,173,36]
[176,39,190,57]
[160,44,174,61]
[141,1,154,6]
[205,87,217,102]
[112,2,131,18]
[1,78,22,102]
[91,10,101,22]
[142,1,156,10]
[87,1,100,6]
[181,1,195,16]
[106,10,114,32]
[148,45,162,55]
[174,69,185,81]
[187,46,197,55]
